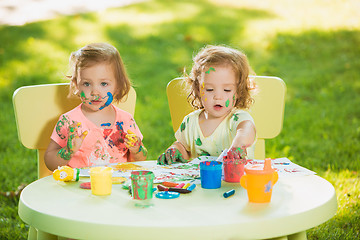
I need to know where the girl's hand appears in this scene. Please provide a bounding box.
[223,146,247,164]
[124,130,141,152]
[58,122,87,160]
[125,130,148,161]
[157,147,186,165]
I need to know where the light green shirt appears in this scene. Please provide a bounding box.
[175,108,255,159]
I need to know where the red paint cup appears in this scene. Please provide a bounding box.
[223,159,245,183]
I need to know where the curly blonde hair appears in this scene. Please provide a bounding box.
[184,45,255,109]
[67,42,131,102]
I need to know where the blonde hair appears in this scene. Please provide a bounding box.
[184,45,255,109]
[68,42,131,102]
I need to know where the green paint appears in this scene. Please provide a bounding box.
[200,151,210,156]
[138,145,148,157]
[225,99,230,107]
[173,148,185,162]
[232,114,239,121]
[180,122,186,132]
[205,67,215,74]
[56,115,70,140]
[80,91,86,99]
[195,137,202,146]
[58,147,72,160]
[130,171,154,200]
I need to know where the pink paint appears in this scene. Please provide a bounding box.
[175,183,185,188]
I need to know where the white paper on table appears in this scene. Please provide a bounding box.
[246,157,316,177]
[79,157,315,183]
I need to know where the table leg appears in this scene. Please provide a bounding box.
[28,226,37,240]
[287,231,307,240]
[267,236,288,240]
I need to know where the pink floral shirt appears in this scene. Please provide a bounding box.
[51,104,143,168]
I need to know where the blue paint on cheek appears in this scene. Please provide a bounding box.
[99,92,113,110]
[101,123,111,127]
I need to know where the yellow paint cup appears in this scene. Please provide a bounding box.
[240,159,278,203]
[90,167,113,196]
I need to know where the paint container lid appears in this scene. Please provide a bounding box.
[245,158,275,175]
[155,191,180,199]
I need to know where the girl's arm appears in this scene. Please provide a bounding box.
[45,123,87,171]
[124,132,147,162]
[230,120,256,149]
[225,120,256,159]
[45,140,72,171]
[127,142,148,162]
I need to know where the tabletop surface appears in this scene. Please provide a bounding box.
[19,161,337,240]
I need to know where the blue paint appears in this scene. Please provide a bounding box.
[187,183,196,191]
[200,161,222,189]
[99,92,113,110]
[265,181,272,193]
[116,121,124,130]
[101,123,111,127]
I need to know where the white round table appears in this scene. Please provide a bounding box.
[19,163,337,240]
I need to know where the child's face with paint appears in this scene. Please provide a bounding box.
[199,65,237,119]
[77,62,117,112]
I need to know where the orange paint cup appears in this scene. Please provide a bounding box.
[240,158,278,203]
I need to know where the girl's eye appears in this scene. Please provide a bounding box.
[83,82,90,87]
[224,89,231,92]
[206,89,214,92]
[101,82,108,87]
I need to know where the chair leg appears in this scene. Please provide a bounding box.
[36,230,58,240]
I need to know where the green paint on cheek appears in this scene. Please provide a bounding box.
[225,99,230,107]
[80,91,86,99]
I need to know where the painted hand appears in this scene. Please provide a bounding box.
[223,147,247,164]
[125,130,141,150]
[58,122,87,160]
[157,148,185,165]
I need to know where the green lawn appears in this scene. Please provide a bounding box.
[1,0,359,239]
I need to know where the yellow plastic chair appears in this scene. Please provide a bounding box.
[13,83,136,179]
[166,76,286,159]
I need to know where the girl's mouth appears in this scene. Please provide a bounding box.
[214,104,223,110]
[91,100,102,105]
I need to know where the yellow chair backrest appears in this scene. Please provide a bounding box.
[166,76,286,159]
[13,83,136,178]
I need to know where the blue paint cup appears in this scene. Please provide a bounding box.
[200,161,222,189]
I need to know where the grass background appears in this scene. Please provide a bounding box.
[0,0,359,239]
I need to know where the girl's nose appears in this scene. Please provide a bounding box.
[213,90,223,100]
[91,86,100,95]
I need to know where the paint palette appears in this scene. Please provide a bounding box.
[155,191,180,199]
[112,162,146,171]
